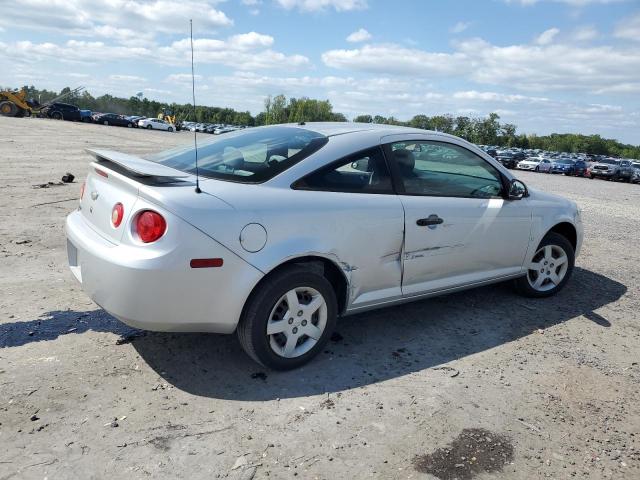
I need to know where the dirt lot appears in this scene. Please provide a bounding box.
[1,117,639,480]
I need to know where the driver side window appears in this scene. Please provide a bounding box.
[388,141,504,198]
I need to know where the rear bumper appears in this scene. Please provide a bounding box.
[65,209,263,333]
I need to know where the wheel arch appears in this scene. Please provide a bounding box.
[242,255,349,321]
[547,222,577,251]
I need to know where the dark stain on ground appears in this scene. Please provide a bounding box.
[412,428,514,480]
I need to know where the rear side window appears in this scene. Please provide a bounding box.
[293,147,393,194]
[149,126,328,183]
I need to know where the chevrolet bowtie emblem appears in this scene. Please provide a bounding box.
[91,191,99,200]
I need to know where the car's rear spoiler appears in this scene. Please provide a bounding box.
[86,149,190,178]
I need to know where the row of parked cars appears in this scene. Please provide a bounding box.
[42,101,176,131]
[479,146,640,184]
[181,121,245,135]
[42,102,248,135]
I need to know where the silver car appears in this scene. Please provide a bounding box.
[65,123,583,369]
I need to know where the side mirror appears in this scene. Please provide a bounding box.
[507,179,528,200]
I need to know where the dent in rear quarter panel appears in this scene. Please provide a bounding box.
[188,184,406,309]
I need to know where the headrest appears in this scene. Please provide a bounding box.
[394,149,415,170]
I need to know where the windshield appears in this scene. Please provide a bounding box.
[599,159,619,165]
[556,159,573,164]
[148,126,328,183]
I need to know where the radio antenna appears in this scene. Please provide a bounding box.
[190,19,201,194]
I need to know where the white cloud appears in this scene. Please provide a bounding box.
[0,32,309,71]
[614,12,640,41]
[571,25,598,41]
[158,35,310,70]
[322,44,466,76]
[450,21,471,34]
[0,0,232,39]
[275,0,367,12]
[346,28,371,43]
[535,27,560,45]
[109,74,147,82]
[322,37,640,94]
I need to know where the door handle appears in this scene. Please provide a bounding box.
[416,214,444,227]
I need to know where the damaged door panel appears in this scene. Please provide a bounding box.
[401,196,531,295]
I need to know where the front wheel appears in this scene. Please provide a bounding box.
[237,266,337,370]
[514,232,574,298]
[167,127,173,132]
[103,120,109,125]
[534,166,539,172]
[146,125,152,130]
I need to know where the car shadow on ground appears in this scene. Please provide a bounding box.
[2,267,625,400]
[131,267,625,400]
[0,308,137,348]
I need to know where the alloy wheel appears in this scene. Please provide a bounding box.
[527,244,569,292]
[266,287,327,358]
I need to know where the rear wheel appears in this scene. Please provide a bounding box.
[51,111,63,120]
[0,101,18,117]
[167,127,173,132]
[127,123,132,128]
[237,266,337,370]
[534,166,539,172]
[146,125,153,130]
[514,232,574,298]
[103,120,109,125]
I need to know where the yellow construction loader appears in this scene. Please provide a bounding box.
[0,86,85,117]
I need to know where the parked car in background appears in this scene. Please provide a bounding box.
[517,157,542,171]
[571,160,589,177]
[79,110,93,122]
[65,123,582,369]
[590,158,621,180]
[44,102,82,121]
[550,158,575,175]
[537,158,554,173]
[127,115,146,127]
[138,118,174,132]
[497,151,525,169]
[94,113,135,127]
[617,160,636,182]
[631,163,640,184]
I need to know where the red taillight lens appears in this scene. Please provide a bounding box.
[111,203,124,227]
[80,181,85,200]
[135,210,166,243]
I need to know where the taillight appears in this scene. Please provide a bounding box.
[135,210,166,243]
[80,181,85,200]
[111,203,124,227]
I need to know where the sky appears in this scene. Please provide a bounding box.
[1,0,640,144]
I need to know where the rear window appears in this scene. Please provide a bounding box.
[148,126,327,183]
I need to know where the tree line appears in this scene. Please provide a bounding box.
[7,85,640,159]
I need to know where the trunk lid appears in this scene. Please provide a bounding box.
[80,150,190,243]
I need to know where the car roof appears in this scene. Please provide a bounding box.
[283,122,443,138]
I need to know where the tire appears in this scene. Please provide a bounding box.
[514,232,575,298]
[127,123,132,128]
[237,265,338,370]
[103,121,109,125]
[51,111,63,120]
[146,125,152,130]
[167,127,173,132]
[0,101,18,117]
[534,166,539,172]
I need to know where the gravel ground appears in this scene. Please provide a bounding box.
[0,117,638,480]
